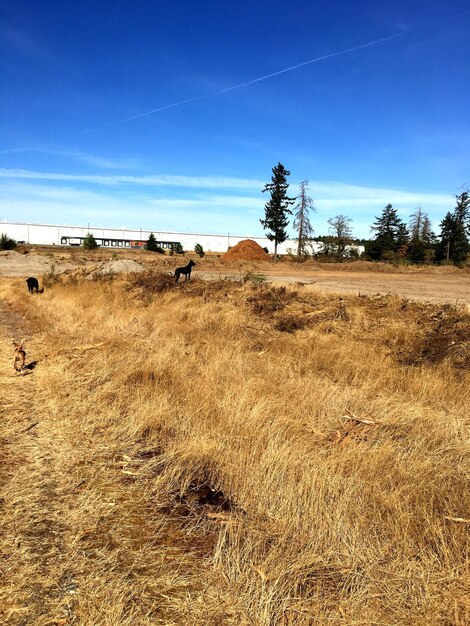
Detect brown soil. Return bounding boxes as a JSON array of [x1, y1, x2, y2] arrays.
[[1, 247, 470, 306], [222, 239, 269, 261]]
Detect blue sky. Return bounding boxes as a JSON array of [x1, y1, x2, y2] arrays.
[[1, 0, 469, 239]]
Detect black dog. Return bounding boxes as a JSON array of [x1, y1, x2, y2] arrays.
[[26, 277, 43, 293], [175, 260, 195, 283]]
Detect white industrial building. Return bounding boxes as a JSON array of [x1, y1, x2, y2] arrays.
[[0, 221, 316, 254], [0, 221, 364, 256]]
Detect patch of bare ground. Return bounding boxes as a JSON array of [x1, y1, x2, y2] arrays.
[[2, 248, 470, 305], [1, 276, 469, 625]]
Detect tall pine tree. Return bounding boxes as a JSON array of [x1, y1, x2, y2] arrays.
[[367, 204, 407, 260], [260, 163, 295, 260], [454, 189, 470, 235], [146, 232, 157, 251], [436, 190, 470, 265]]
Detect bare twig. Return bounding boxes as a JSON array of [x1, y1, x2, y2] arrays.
[[19, 421, 39, 435]]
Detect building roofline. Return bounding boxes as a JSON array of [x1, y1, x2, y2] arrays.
[[1, 220, 291, 240]]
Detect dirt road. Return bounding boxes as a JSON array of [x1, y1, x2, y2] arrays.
[[199, 268, 470, 305], [264, 269, 470, 304]]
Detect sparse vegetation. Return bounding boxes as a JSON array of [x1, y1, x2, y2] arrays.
[[194, 243, 205, 258], [82, 232, 98, 249], [172, 242, 184, 254], [0, 233, 17, 250], [1, 276, 468, 625], [145, 233, 165, 253]]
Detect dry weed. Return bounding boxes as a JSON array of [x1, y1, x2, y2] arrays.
[[1, 278, 468, 625]]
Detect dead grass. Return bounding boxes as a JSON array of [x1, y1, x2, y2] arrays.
[[0, 277, 468, 625]]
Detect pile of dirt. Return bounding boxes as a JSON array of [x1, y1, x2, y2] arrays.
[[86, 259, 144, 279], [222, 239, 269, 262], [0, 250, 74, 277], [100, 259, 144, 274]]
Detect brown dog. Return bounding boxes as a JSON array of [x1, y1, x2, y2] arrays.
[[13, 339, 26, 372]]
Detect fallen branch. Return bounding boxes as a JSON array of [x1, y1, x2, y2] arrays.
[[245, 325, 273, 335], [339, 414, 376, 425], [19, 421, 39, 435]]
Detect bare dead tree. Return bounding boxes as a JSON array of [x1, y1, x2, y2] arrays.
[[293, 180, 316, 258]]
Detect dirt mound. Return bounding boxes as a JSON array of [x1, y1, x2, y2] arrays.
[[86, 259, 144, 279], [100, 259, 144, 274], [222, 239, 269, 262], [0, 250, 73, 277]]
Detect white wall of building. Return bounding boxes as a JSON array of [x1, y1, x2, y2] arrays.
[[0, 221, 297, 253], [0, 221, 364, 255]]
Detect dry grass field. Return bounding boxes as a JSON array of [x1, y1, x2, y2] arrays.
[[1, 272, 469, 625]]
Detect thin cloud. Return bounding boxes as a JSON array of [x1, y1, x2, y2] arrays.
[[0, 168, 454, 210], [0, 168, 265, 190], [0, 147, 140, 170], [0, 172, 455, 238]]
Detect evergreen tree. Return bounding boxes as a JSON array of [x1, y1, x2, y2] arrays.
[[396, 223, 410, 246], [436, 212, 468, 265], [450, 220, 468, 265], [82, 232, 98, 249], [146, 232, 157, 251], [0, 233, 17, 250], [368, 204, 407, 260], [172, 242, 184, 254], [293, 180, 315, 257], [436, 212, 455, 263], [454, 189, 470, 235], [260, 163, 295, 260], [435, 191, 470, 265], [194, 243, 205, 258]]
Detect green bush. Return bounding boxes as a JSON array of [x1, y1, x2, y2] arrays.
[[82, 233, 98, 249], [172, 242, 184, 254], [0, 233, 17, 250], [194, 243, 205, 258]]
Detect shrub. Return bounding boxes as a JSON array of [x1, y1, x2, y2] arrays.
[[42, 262, 61, 287], [243, 271, 266, 285], [82, 233, 98, 249], [146, 233, 164, 253], [128, 271, 175, 294], [172, 242, 184, 254], [0, 233, 17, 250], [145, 233, 158, 251], [194, 244, 205, 258]]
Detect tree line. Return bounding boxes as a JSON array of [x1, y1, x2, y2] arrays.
[[260, 162, 470, 265]]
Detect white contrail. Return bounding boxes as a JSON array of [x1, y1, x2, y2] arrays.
[[118, 33, 403, 124], [117, 10, 469, 125]]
